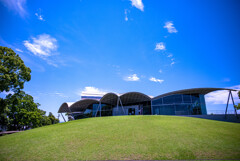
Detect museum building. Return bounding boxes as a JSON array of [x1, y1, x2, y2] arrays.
[[58, 88, 237, 121]]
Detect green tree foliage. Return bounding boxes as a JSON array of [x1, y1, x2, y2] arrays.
[[234, 91, 240, 110], [0, 46, 59, 131], [0, 46, 31, 93], [48, 112, 59, 124], [6, 91, 42, 130]]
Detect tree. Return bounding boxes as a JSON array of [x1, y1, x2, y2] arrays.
[[234, 91, 240, 110], [6, 91, 43, 130], [0, 46, 58, 131], [0, 46, 31, 129], [0, 46, 31, 93], [48, 112, 59, 124]]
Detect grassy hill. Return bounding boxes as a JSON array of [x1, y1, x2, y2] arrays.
[[0, 115, 240, 160]]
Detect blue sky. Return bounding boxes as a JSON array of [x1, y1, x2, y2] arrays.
[[0, 0, 240, 121]]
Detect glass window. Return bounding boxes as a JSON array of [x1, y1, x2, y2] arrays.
[[163, 95, 175, 104], [191, 94, 200, 104], [183, 94, 191, 103], [160, 105, 175, 115], [174, 94, 183, 103], [152, 98, 163, 105], [175, 105, 188, 115]]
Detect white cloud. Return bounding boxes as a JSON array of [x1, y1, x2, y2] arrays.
[[35, 13, 45, 21], [23, 34, 57, 57], [170, 61, 175, 66], [167, 53, 173, 57], [124, 9, 128, 21], [205, 85, 240, 104], [130, 0, 144, 11], [35, 8, 45, 21], [1, 0, 27, 18], [124, 74, 140, 81], [54, 92, 68, 98], [80, 87, 108, 97], [159, 69, 162, 73], [155, 42, 166, 51], [15, 48, 23, 52], [149, 77, 164, 83], [164, 21, 178, 33]]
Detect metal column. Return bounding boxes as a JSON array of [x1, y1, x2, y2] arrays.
[[119, 98, 125, 115], [225, 90, 231, 118], [61, 113, 66, 122], [95, 102, 101, 117], [151, 100, 153, 115], [230, 90, 238, 119]]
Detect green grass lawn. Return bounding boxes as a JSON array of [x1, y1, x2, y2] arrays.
[[0, 115, 240, 160]]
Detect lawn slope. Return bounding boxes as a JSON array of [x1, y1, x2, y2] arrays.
[[0, 116, 240, 160]]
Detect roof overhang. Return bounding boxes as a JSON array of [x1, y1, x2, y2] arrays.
[[153, 88, 237, 100], [70, 99, 99, 112], [120, 92, 151, 105]]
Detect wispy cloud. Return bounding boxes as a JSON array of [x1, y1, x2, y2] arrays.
[[124, 74, 140, 81], [223, 78, 231, 82], [149, 77, 164, 83], [167, 53, 173, 57], [35, 8, 45, 21], [124, 9, 129, 21], [155, 42, 166, 51], [159, 69, 163, 73], [205, 85, 240, 104], [1, 0, 27, 18], [164, 21, 178, 33], [24, 34, 57, 57], [130, 0, 144, 11], [23, 34, 59, 67], [35, 13, 44, 21], [15, 48, 23, 53], [170, 58, 175, 66], [170, 61, 175, 66]]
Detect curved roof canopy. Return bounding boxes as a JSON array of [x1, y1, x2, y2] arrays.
[[70, 99, 99, 112], [120, 92, 151, 105], [153, 88, 236, 100], [58, 102, 73, 113], [100, 93, 119, 106]]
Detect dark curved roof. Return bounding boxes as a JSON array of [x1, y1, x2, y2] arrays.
[[70, 99, 99, 112], [100, 93, 119, 106], [120, 92, 151, 105], [153, 88, 236, 100], [58, 102, 73, 113]]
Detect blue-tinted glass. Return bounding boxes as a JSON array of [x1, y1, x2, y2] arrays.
[[175, 105, 188, 115], [152, 98, 163, 105], [174, 94, 183, 103], [183, 94, 191, 103], [160, 105, 175, 115], [153, 106, 160, 115], [163, 95, 175, 104], [191, 94, 200, 104]]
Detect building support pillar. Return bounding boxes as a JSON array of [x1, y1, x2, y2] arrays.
[[61, 113, 66, 122], [119, 98, 125, 115], [225, 90, 238, 119], [230, 90, 238, 119], [95, 102, 101, 117], [99, 101, 102, 117], [151, 100, 153, 115]]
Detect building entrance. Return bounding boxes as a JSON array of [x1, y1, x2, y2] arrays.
[[128, 108, 135, 115]]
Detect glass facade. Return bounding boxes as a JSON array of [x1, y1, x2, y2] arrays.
[[152, 94, 207, 115], [67, 93, 208, 121]]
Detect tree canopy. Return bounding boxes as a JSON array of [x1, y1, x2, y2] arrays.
[[0, 46, 59, 131], [0, 46, 31, 93]]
